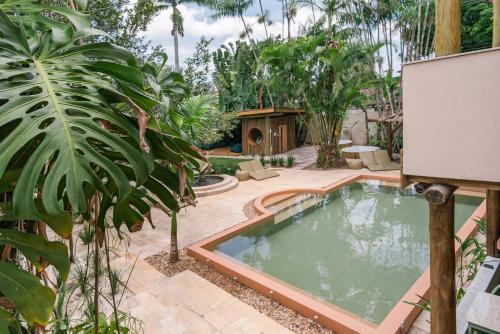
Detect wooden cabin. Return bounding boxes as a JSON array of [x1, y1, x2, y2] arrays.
[[238, 108, 304, 156]]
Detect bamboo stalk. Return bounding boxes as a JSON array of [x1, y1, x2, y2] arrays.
[[494, 0, 500, 47]]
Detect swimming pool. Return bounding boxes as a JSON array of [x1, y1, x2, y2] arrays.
[[189, 174, 486, 334]]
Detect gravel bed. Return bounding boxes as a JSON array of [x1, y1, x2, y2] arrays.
[[146, 250, 333, 334], [242, 198, 258, 218]]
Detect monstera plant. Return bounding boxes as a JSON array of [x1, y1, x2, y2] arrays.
[[0, 1, 201, 331]]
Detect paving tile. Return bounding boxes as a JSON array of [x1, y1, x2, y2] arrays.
[[159, 304, 199, 334], [411, 310, 430, 333], [182, 317, 218, 334]]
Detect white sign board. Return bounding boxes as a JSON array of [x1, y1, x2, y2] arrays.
[[403, 48, 500, 183]]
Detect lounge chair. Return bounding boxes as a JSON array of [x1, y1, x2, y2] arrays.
[[238, 160, 279, 181], [373, 150, 400, 170], [359, 150, 400, 171]]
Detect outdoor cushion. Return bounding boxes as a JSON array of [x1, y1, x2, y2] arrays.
[[249, 170, 279, 180], [238, 161, 254, 173], [373, 150, 400, 170], [249, 159, 265, 171], [240, 160, 278, 180], [366, 163, 389, 171]]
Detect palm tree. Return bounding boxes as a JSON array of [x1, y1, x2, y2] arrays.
[[209, 0, 274, 107], [283, 0, 297, 40], [158, 0, 211, 71], [257, 0, 270, 38]]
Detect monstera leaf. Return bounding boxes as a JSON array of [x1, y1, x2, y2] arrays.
[[0, 8, 156, 230], [0, 4, 203, 330], [0, 229, 70, 280], [0, 261, 55, 327]]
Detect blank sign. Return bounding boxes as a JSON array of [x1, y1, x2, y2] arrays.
[[403, 48, 500, 183]]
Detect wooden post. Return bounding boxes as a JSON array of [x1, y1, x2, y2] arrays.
[[426, 4, 461, 332], [435, 0, 461, 56], [488, 1, 500, 258], [494, 0, 500, 48], [386, 122, 393, 160], [424, 184, 456, 334], [265, 116, 271, 156], [487, 190, 500, 257]]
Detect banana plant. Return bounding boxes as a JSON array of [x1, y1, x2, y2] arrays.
[[0, 3, 201, 330]]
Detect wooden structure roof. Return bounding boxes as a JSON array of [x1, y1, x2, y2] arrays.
[[237, 107, 304, 118]]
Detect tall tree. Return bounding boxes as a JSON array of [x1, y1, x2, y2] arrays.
[[183, 36, 215, 95], [262, 34, 376, 168], [210, 0, 274, 107], [158, 0, 211, 71], [87, 0, 163, 59]]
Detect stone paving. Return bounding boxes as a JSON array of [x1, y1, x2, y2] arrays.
[[113, 253, 292, 334], [111, 167, 405, 334]]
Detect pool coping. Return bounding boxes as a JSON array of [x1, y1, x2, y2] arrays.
[[187, 173, 487, 334]]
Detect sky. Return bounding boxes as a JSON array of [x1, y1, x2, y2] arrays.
[[141, 2, 316, 67]]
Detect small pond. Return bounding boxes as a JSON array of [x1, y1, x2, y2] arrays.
[[194, 175, 224, 187]]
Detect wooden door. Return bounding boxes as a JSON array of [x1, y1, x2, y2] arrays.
[[278, 125, 288, 153]]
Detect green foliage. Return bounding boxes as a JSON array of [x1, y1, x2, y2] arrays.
[[0, 308, 21, 334], [405, 218, 489, 312], [262, 33, 376, 168], [270, 156, 278, 167], [286, 154, 295, 167], [212, 37, 278, 112], [277, 156, 285, 167], [461, 1, 493, 52], [183, 36, 214, 95], [179, 94, 238, 146], [208, 157, 250, 175], [0, 229, 70, 280], [259, 156, 266, 167], [457, 218, 487, 287], [71, 312, 134, 334], [0, 261, 55, 326], [87, 0, 163, 60], [0, 8, 154, 226], [0, 2, 202, 331]]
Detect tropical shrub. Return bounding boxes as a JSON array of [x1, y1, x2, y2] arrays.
[[262, 34, 376, 169], [286, 155, 295, 168], [0, 2, 201, 331]]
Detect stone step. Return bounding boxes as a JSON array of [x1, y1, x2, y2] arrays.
[[194, 175, 234, 191], [195, 177, 239, 197]]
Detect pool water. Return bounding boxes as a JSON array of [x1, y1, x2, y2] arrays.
[[215, 181, 483, 324]]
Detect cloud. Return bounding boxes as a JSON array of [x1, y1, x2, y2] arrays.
[[142, 3, 315, 66]]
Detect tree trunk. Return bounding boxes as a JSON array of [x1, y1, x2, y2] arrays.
[[287, 16, 291, 41], [239, 13, 274, 108], [486, 190, 500, 257], [426, 187, 456, 334], [258, 0, 268, 38], [172, 4, 180, 72], [169, 212, 179, 263], [310, 0, 316, 27]]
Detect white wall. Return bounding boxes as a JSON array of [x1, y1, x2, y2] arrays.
[[403, 48, 500, 183]]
